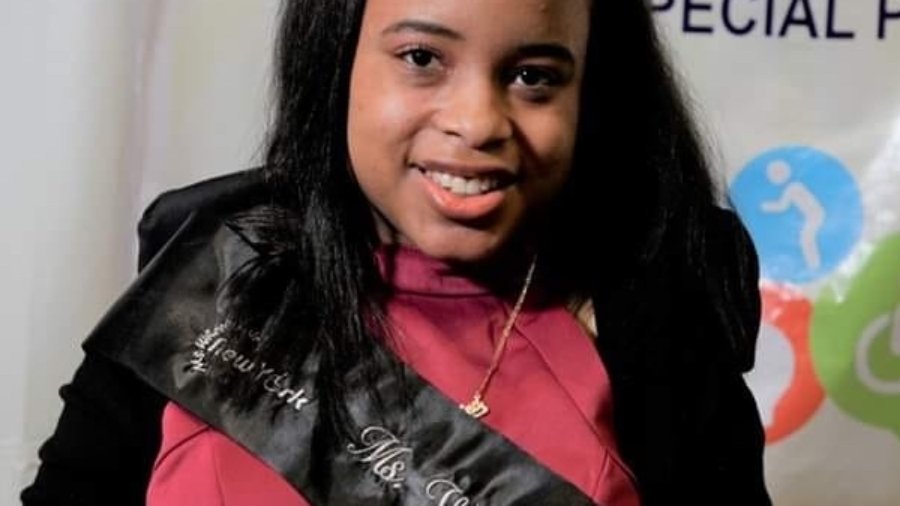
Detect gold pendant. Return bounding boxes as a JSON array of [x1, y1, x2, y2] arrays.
[[460, 394, 489, 419]]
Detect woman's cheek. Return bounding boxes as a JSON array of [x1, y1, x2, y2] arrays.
[[523, 112, 577, 179], [364, 86, 433, 147]]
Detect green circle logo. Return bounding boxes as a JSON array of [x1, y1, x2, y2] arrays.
[[812, 233, 900, 437]]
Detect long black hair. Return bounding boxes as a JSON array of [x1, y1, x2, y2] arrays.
[[222, 0, 757, 445]]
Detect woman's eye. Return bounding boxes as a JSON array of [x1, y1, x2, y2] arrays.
[[400, 48, 439, 69], [512, 66, 560, 88]]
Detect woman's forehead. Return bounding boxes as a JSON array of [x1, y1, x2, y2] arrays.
[[361, 0, 590, 46]]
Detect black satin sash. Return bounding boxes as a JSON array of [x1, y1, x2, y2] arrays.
[[84, 211, 598, 505]]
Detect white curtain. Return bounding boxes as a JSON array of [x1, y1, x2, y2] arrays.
[[0, 1, 277, 502]]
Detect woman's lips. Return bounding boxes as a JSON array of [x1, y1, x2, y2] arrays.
[[414, 164, 512, 221]]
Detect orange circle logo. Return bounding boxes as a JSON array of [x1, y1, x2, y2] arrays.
[[745, 283, 825, 444]]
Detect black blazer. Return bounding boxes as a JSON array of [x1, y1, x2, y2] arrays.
[[22, 168, 770, 505]]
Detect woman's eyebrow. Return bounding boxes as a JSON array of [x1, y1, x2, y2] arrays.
[[381, 19, 463, 40], [513, 44, 575, 65]]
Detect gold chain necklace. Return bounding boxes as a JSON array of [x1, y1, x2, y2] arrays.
[[460, 256, 537, 419]]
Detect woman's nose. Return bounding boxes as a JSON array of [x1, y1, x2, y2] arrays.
[[433, 77, 513, 151]]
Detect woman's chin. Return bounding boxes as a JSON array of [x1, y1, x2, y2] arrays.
[[416, 243, 496, 265], [374, 212, 521, 265], [404, 231, 508, 265]]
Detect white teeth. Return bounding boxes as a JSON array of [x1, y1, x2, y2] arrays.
[[423, 169, 501, 196]]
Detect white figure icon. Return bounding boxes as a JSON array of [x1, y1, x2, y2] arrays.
[[761, 160, 825, 270], [745, 322, 794, 428], [855, 292, 900, 395]]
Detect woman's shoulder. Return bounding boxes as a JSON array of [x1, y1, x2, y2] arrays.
[[703, 204, 761, 372], [82, 169, 275, 365], [706, 205, 757, 265], [137, 168, 269, 270]]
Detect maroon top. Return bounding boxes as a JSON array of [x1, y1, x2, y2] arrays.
[[148, 246, 639, 505]]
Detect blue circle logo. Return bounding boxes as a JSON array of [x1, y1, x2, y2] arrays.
[[729, 146, 863, 284]]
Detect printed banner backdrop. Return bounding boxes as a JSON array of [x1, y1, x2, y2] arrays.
[[652, 1, 900, 504]]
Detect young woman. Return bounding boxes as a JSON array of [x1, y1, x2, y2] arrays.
[[23, 0, 770, 504]]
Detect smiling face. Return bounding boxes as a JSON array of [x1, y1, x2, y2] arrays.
[[347, 0, 590, 262]]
